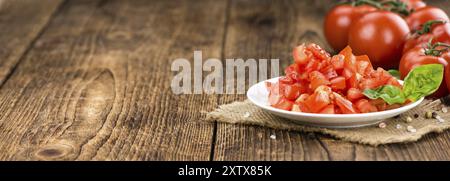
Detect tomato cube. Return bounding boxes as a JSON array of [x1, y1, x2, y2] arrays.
[[304, 90, 331, 113], [355, 99, 378, 113], [331, 54, 345, 70], [293, 44, 308, 65], [347, 88, 364, 101], [333, 92, 358, 114], [330, 76, 346, 90], [319, 104, 335, 114], [309, 71, 330, 91]]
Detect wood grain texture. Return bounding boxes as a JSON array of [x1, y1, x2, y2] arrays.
[[0, 0, 63, 86], [1, 0, 450, 161], [0, 0, 227, 160], [213, 0, 450, 161]]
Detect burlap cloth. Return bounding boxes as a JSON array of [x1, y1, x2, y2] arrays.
[[205, 99, 450, 146]]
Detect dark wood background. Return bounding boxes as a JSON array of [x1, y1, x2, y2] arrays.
[[0, 0, 449, 161]]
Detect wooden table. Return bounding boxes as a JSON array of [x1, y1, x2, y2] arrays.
[[1, 0, 450, 161]]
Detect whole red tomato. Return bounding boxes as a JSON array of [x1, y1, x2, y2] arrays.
[[324, 4, 377, 52], [444, 52, 450, 93], [348, 11, 410, 70], [400, 0, 426, 11], [399, 46, 449, 98], [403, 21, 450, 53], [406, 6, 449, 31]]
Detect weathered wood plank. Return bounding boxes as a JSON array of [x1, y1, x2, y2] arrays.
[[0, 0, 227, 160], [214, 0, 450, 161], [0, 0, 63, 85]]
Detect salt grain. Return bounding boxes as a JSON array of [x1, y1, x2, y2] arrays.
[[378, 122, 386, 128], [436, 115, 445, 123], [270, 135, 276, 140], [243, 112, 251, 118], [407, 125, 417, 133], [405, 116, 412, 123], [396, 124, 402, 129]]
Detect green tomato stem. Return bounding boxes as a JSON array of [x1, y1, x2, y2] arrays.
[[415, 20, 447, 35]]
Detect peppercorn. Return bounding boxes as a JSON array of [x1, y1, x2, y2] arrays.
[[425, 111, 433, 119], [432, 112, 438, 118]]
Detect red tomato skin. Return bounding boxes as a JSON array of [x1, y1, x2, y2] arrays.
[[331, 54, 345, 70], [404, 23, 450, 53], [406, 6, 449, 31], [355, 99, 378, 113], [293, 44, 308, 65], [399, 47, 449, 98], [348, 11, 410, 70], [319, 104, 335, 114], [324, 5, 377, 52], [333, 92, 358, 114], [445, 61, 450, 93], [347, 88, 364, 101], [401, 0, 426, 10], [306, 43, 330, 60], [305, 91, 331, 113], [330, 76, 346, 90], [370, 99, 387, 111], [292, 102, 310, 113], [272, 98, 294, 111], [284, 84, 301, 101], [309, 71, 330, 91]]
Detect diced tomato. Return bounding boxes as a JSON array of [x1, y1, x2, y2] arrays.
[[342, 68, 354, 79], [331, 54, 345, 70], [386, 103, 402, 110], [284, 83, 303, 100], [333, 92, 358, 114], [369, 98, 387, 111], [330, 76, 346, 90], [271, 97, 294, 111], [339, 46, 357, 72], [348, 74, 361, 89], [339, 46, 353, 59], [285, 64, 301, 81], [347, 88, 364, 101], [269, 43, 404, 114], [306, 43, 330, 60], [304, 90, 331, 113], [355, 99, 378, 113], [279, 76, 294, 84], [305, 58, 321, 73], [386, 77, 401, 87], [370, 68, 392, 84], [309, 71, 330, 90], [319, 104, 335, 114], [320, 65, 338, 80], [356, 60, 370, 76], [359, 78, 382, 90], [355, 55, 373, 75], [295, 93, 310, 104], [315, 85, 333, 95], [293, 44, 308, 65], [292, 102, 310, 113]]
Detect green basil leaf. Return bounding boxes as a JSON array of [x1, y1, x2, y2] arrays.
[[388, 69, 401, 80], [403, 64, 444, 101], [363, 85, 406, 105]]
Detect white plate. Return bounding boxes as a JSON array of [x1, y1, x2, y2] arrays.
[[247, 77, 424, 128]]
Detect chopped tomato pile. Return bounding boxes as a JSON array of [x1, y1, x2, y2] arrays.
[[267, 43, 403, 114]]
